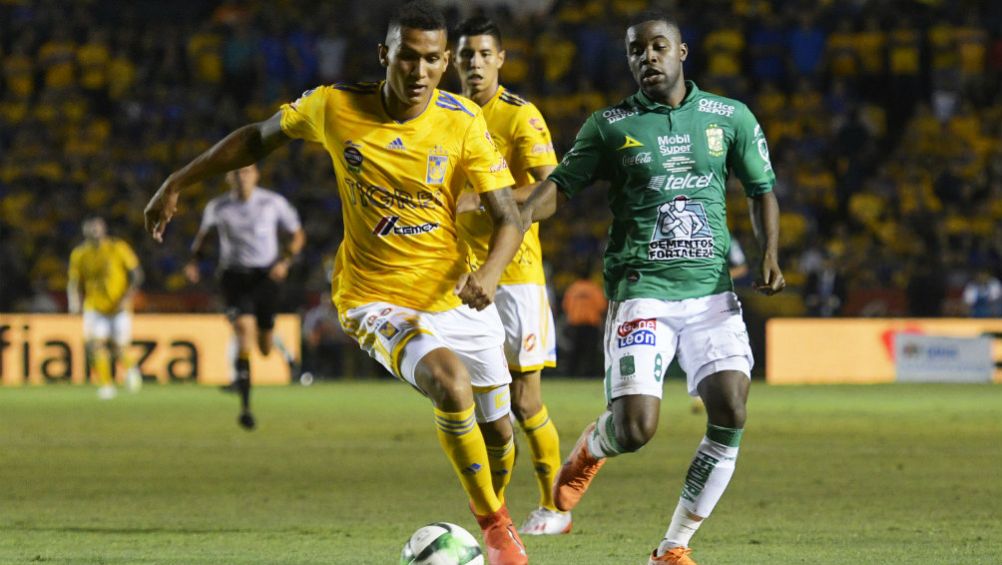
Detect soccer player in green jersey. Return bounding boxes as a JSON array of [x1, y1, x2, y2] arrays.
[[521, 10, 785, 565]]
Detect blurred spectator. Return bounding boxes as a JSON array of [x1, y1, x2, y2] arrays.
[[560, 271, 606, 377], [962, 270, 1002, 318], [802, 254, 845, 317]]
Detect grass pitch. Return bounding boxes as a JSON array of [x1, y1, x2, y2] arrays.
[[1, 380, 1000, 565]]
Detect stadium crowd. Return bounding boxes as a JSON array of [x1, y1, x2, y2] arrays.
[[2, 0, 1001, 329]]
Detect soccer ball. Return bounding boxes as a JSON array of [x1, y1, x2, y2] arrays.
[[400, 522, 484, 565]]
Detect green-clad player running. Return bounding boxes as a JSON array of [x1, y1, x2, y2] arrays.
[[521, 10, 785, 565]]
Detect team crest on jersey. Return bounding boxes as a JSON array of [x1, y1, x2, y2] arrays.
[[705, 126, 724, 157], [344, 141, 364, 172], [649, 195, 715, 261], [426, 154, 448, 185]]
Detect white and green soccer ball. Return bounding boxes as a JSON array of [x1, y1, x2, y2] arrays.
[[400, 522, 484, 565]]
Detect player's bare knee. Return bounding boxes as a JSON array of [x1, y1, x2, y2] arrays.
[[416, 355, 472, 410], [618, 416, 657, 452], [511, 394, 541, 422], [701, 371, 749, 428], [480, 417, 513, 445]]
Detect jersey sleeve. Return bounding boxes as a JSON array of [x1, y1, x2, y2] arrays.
[[512, 104, 558, 174], [728, 104, 775, 197], [115, 240, 140, 270], [461, 111, 516, 194], [68, 248, 81, 281], [199, 200, 218, 231], [546, 114, 606, 199], [277, 196, 302, 233], [279, 86, 328, 144]]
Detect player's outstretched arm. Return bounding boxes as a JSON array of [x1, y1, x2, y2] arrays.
[[748, 191, 785, 295], [520, 179, 566, 227], [454, 186, 522, 311], [144, 112, 291, 242]]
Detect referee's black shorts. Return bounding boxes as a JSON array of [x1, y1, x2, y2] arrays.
[[219, 267, 280, 330]]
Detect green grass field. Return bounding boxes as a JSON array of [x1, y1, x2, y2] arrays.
[[1, 380, 1000, 565]]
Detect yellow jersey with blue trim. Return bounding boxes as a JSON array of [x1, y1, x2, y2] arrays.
[[456, 85, 557, 286], [279, 82, 515, 312], [68, 237, 140, 314]]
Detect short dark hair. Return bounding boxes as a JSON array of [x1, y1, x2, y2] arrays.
[[454, 16, 502, 48], [628, 9, 681, 36], [388, 0, 447, 36]]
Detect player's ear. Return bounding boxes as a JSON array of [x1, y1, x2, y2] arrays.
[[443, 48, 451, 67], [497, 48, 506, 69], [679, 42, 688, 62], [378, 43, 389, 67]]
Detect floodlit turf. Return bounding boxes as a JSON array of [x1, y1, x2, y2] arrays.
[[1, 380, 1000, 565]]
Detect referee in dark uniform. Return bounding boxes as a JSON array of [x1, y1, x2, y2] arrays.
[[185, 164, 305, 429]]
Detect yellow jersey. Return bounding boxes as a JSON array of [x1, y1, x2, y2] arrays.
[[456, 86, 557, 286], [279, 82, 515, 312], [68, 238, 140, 314]]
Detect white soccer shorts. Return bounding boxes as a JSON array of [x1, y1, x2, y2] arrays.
[[82, 309, 132, 347], [603, 291, 753, 400], [340, 301, 511, 422], [494, 283, 557, 373]]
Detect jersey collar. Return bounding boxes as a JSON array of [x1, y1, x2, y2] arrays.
[[632, 80, 699, 112]]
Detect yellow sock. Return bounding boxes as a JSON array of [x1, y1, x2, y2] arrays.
[[434, 406, 501, 515], [520, 405, 561, 511], [485, 436, 515, 504], [118, 351, 136, 372], [93, 349, 113, 387]]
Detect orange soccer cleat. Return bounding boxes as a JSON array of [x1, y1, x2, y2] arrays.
[[552, 422, 606, 512], [473, 504, 528, 565], [648, 546, 698, 565]]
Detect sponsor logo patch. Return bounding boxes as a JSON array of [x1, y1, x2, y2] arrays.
[[343, 141, 363, 171], [617, 318, 656, 337], [617, 330, 656, 348], [618, 135, 644, 150], [658, 134, 692, 156], [528, 117, 546, 131], [603, 107, 639, 124], [386, 137, 405, 151], [698, 99, 735, 117], [524, 333, 537, 352], [372, 216, 440, 236], [622, 151, 653, 167], [649, 196, 715, 260]]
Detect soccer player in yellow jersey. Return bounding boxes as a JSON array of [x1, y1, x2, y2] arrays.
[[67, 217, 144, 399], [143, 3, 528, 563], [453, 16, 569, 536]]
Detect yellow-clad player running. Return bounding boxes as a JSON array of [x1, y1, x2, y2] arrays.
[[143, 3, 528, 564], [68, 217, 144, 399], [453, 16, 568, 536]]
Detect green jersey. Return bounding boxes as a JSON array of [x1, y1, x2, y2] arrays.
[[549, 81, 774, 301]]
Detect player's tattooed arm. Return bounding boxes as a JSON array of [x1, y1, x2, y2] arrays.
[[749, 190, 785, 295], [145, 112, 291, 242], [520, 179, 568, 227], [454, 186, 522, 310]]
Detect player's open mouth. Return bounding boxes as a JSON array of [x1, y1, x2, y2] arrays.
[[467, 74, 484, 83], [641, 68, 664, 84], [406, 84, 426, 96]]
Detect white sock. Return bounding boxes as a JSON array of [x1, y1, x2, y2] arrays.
[[658, 503, 703, 554], [586, 411, 625, 459], [272, 335, 294, 364], [679, 436, 739, 517]]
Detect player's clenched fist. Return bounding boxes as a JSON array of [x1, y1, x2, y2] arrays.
[[144, 182, 180, 243], [454, 271, 495, 311]]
